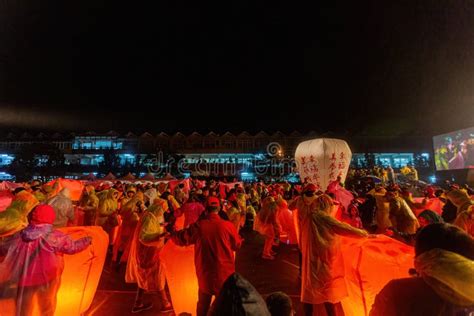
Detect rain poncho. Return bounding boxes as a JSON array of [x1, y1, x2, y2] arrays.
[[79, 185, 99, 226], [447, 190, 474, 236], [454, 205, 474, 237], [96, 189, 119, 226], [415, 249, 474, 307], [326, 180, 354, 211], [47, 188, 74, 228], [0, 191, 39, 237], [369, 188, 391, 233], [276, 198, 298, 244], [446, 189, 473, 215], [115, 192, 144, 261], [226, 206, 243, 232], [370, 249, 474, 316], [208, 273, 271, 316], [292, 195, 368, 304], [143, 188, 158, 206], [255, 197, 280, 239], [174, 201, 205, 228], [125, 198, 167, 291], [388, 196, 420, 234], [0, 223, 91, 316]]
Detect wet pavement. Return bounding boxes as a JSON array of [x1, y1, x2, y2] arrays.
[[84, 228, 303, 315]]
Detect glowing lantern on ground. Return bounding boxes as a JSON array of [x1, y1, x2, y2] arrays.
[[292, 209, 414, 316], [161, 240, 198, 315], [0, 226, 107, 316], [340, 235, 414, 316], [295, 138, 352, 191], [0, 190, 13, 212], [56, 226, 108, 315]]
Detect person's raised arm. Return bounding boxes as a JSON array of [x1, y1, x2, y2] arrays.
[[53, 232, 91, 255], [171, 221, 200, 246], [320, 213, 368, 238]]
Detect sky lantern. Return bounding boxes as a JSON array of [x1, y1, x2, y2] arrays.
[[295, 138, 352, 191], [55, 226, 108, 315], [161, 240, 198, 315], [0, 226, 107, 315], [46, 178, 85, 201], [292, 209, 414, 316]]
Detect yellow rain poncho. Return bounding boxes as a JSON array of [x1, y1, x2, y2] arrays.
[[447, 189, 474, 214], [0, 191, 39, 237], [388, 195, 420, 234], [293, 194, 368, 304], [415, 248, 474, 307], [454, 205, 474, 237], [96, 189, 119, 226], [226, 206, 242, 232], [368, 188, 391, 233], [125, 198, 167, 291], [79, 185, 99, 226]]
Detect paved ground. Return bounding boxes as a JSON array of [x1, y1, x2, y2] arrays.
[[85, 228, 303, 315]]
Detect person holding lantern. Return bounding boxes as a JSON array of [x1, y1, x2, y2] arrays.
[[171, 196, 242, 316], [290, 184, 369, 316], [0, 204, 92, 316], [125, 197, 173, 313]]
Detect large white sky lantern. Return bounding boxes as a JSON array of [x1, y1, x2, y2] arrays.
[[295, 138, 352, 191]]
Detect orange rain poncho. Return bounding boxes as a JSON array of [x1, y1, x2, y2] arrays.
[[125, 198, 167, 291], [114, 192, 144, 261], [255, 197, 280, 239], [291, 194, 368, 304]]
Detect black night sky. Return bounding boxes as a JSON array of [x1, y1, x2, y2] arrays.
[[0, 1, 473, 135]]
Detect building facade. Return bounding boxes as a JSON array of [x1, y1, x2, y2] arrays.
[[0, 131, 433, 180]]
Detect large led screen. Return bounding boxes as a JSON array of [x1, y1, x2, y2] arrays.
[[433, 127, 474, 170]]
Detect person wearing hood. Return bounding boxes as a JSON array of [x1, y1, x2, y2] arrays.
[[173, 183, 187, 204], [367, 186, 392, 233], [446, 189, 474, 237], [121, 185, 137, 207], [97, 188, 120, 252], [143, 187, 158, 207], [79, 185, 99, 226], [114, 191, 146, 269], [174, 193, 205, 228], [0, 204, 91, 316], [418, 209, 444, 228], [0, 190, 39, 238], [125, 197, 172, 313], [454, 204, 474, 237], [370, 223, 474, 315], [289, 184, 369, 316], [255, 196, 281, 260], [385, 190, 420, 235], [208, 273, 271, 316], [172, 196, 242, 316], [47, 188, 74, 228]]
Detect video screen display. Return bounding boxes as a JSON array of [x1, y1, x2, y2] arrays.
[[433, 127, 474, 170]]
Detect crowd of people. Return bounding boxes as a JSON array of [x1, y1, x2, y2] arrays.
[[0, 170, 473, 315]]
